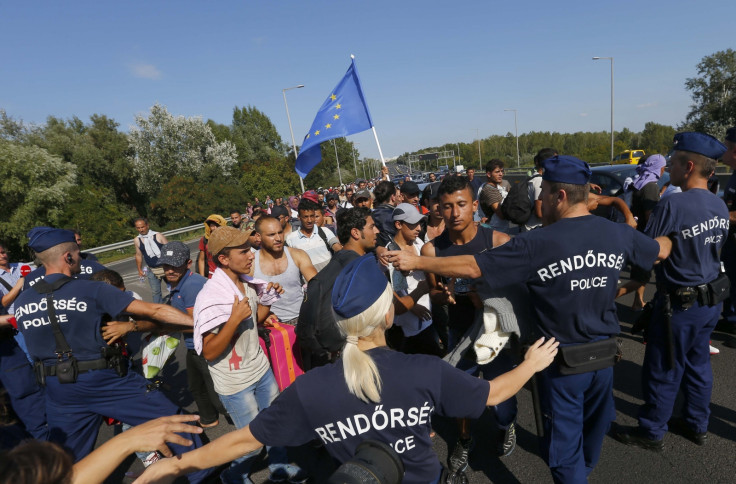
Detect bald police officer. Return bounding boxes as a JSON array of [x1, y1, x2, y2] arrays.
[[13, 227, 211, 482], [615, 133, 730, 450], [387, 156, 671, 484]]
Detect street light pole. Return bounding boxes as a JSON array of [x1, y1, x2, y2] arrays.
[[476, 128, 482, 170], [352, 142, 359, 180], [504, 109, 520, 167], [593, 56, 614, 162], [282, 84, 305, 191]]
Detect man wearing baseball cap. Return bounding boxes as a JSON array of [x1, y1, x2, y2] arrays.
[[400, 180, 421, 209], [193, 227, 306, 483], [387, 204, 441, 356], [352, 188, 372, 209]]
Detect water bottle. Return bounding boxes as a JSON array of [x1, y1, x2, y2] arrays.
[[140, 266, 148, 282]]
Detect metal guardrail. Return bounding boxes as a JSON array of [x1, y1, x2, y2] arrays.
[[87, 223, 205, 255]]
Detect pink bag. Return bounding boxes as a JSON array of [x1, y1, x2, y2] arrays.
[[258, 322, 304, 391]]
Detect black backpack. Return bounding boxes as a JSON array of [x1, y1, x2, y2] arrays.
[[500, 174, 541, 225]]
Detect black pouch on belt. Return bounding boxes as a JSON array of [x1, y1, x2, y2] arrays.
[[557, 338, 618, 376], [55, 357, 79, 384], [707, 273, 730, 306]]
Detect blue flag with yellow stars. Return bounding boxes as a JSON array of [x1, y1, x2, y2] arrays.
[[295, 59, 374, 178]]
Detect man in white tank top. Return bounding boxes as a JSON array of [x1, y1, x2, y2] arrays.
[[253, 216, 317, 325]]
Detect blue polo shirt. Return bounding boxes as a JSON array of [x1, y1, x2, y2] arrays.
[[645, 188, 729, 288], [167, 270, 207, 350], [475, 215, 660, 344], [23, 260, 106, 290], [14, 274, 134, 365]]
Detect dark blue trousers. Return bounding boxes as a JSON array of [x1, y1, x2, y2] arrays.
[[456, 347, 518, 429], [538, 365, 615, 484], [720, 242, 736, 325], [0, 337, 48, 440], [45, 368, 212, 483], [639, 299, 719, 439]]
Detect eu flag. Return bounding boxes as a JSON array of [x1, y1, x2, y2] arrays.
[[295, 59, 374, 178]]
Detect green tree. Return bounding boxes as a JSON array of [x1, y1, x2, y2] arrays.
[[0, 140, 76, 257], [639, 122, 676, 155], [129, 103, 238, 198], [683, 49, 736, 137], [230, 105, 286, 165], [304, 137, 356, 188]]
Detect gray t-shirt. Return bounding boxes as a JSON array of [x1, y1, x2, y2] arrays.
[[202, 283, 270, 395]]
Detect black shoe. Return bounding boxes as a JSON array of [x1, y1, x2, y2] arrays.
[[724, 336, 736, 348], [715, 318, 736, 334], [448, 437, 473, 473], [613, 425, 664, 452], [669, 417, 708, 446], [446, 470, 469, 484], [496, 422, 517, 457]]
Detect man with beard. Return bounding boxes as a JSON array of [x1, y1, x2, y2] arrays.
[[253, 216, 316, 326]]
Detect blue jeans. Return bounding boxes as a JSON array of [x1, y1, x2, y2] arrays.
[[217, 370, 296, 484], [146, 266, 163, 304]]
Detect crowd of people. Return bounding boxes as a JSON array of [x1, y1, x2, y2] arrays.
[[1, 128, 735, 484]]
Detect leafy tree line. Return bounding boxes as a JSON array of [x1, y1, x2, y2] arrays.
[[397, 122, 677, 169], [1, 49, 733, 258]]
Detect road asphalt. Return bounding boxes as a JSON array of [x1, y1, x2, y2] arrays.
[[96, 247, 736, 483]]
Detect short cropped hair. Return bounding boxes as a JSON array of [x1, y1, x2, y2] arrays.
[[297, 199, 319, 214], [534, 148, 557, 167], [336, 207, 372, 245], [547, 181, 589, 206], [437, 175, 473, 200], [90, 269, 125, 290], [254, 215, 279, 234], [484, 158, 504, 173], [674, 150, 717, 178]]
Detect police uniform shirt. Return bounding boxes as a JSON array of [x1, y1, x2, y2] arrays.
[[23, 260, 106, 290], [475, 215, 660, 344], [722, 172, 736, 250], [14, 274, 134, 365], [167, 270, 207, 350], [645, 188, 729, 287], [249, 347, 489, 484]]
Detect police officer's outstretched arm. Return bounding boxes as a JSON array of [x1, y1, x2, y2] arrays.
[[125, 299, 194, 328], [486, 336, 559, 406], [387, 250, 482, 280], [73, 414, 203, 484], [134, 425, 263, 484]]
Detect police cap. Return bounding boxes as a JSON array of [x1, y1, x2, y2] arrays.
[[542, 155, 592, 185], [27, 227, 76, 253], [332, 254, 388, 319], [673, 132, 727, 159]]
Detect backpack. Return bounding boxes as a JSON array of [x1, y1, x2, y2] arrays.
[[500, 174, 541, 225]]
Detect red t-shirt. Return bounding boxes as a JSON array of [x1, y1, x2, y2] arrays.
[[199, 237, 216, 278]]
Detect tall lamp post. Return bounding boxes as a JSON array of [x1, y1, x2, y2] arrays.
[[282, 84, 305, 191], [475, 128, 482, 170], [504, 109, 520, 167], [592, 56, 614, 162]]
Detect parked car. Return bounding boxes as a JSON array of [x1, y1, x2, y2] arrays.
[[612, 149, 646, 164]]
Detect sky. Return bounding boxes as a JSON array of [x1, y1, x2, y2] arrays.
[[1, 1, 732, 161]]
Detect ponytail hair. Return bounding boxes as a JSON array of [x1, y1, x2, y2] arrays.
[[335, 283, 393, 403]]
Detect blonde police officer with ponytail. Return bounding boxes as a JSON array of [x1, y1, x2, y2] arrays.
[[136, 255, 559, 484]]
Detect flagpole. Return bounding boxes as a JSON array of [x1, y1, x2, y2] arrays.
[[332, 139, 343, 185], [371, 127, 386, 167]]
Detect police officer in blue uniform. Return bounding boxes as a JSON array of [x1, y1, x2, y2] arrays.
[[717, 127, 736, 347], [387, 156, 671, 484], [13, 227, 211, 483], [615, 132, 730, 450]]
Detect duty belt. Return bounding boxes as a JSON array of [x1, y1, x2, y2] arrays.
[[43, 358, 109, 376]]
